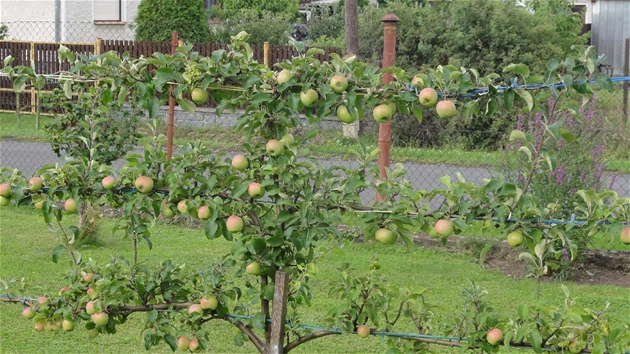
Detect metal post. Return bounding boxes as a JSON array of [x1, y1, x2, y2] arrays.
[[268, 271, 289, 354], [376, 14, 400, 202], [623, 38, 629, 125], [167, 31, 178, 160]]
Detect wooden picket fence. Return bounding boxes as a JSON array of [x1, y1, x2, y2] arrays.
[[0, 39, 342, 113]]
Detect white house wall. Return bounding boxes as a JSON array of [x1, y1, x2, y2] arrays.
[[1, 0, 140, 43], [591, 0, 630, 76]]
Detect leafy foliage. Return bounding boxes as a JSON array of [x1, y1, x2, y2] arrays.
[[214, 0, 300, 19], [0, 33, 628, 354], [134, 0, 211, 43], [0, 24, 8, 40], [213, 9, 295, 45]]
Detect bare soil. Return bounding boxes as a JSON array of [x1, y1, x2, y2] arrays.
[[412, 234, 630, 288]]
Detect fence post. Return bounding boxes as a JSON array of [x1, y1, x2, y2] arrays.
[[167, 31, 178, 160], [376, 14, 400, 202], [264, 42, 270, 68], [623, 38, 629, 125], [30, 42, 36, 115], [94, 37, 102, 56], [268, 271, 289, 354]]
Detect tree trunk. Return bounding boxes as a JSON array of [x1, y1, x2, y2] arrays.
[[345, 0, 359, 56], [344, 0, 362, 137]]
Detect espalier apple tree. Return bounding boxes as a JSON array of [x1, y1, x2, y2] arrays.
[[1, 33, 628, 353]]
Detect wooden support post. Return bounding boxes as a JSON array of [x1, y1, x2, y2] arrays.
[[268, 271, 289, 354], [167, 31, 178, 159], [264, 42, 270, 68], [30, 42, 35, 114], [376, 14, 400, 203]]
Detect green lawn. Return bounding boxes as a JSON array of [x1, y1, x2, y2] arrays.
[[1, 206, 628, 353]]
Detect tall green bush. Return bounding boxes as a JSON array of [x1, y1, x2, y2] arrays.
[[134, 0, 211, 43], [217, 0, 299, 19], [213, 10, 294, 45]]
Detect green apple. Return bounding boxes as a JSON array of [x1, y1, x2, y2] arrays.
[[86, 300, 99, 315], [226, 215, 244, 232], [300, 89, 318, 107], [189, 339, 200, 351], [91, 312, 109, 326], [486, 328, 503, 345], [101, 176, 115, 190], [434, 219, 453, 237], [231, 155, 248, 171], [64, 198, 78, 213], [277, 69, 292, 85], [29, 176, 43, 191], [246, 261, 262, 275], [34, 322, 45, 332], [337, 105, 357, 124], [38, 296, 49, 306], [191, 88, 208, 104], [188, 303, 203, 315], [163, 204, 175, 218], [280, 133, 295, 146], [266, 139, 285, 157], [177, 335, 191, 351], [22, 307, 36, 319], [62, 319, 75, 331], [373, 104, 393, 124], [83, 272, 94, 283], [197, 205, 211, 220], [357, 325, 370, 338], [375, 228, 398, 245], [247, 182, 265, 199], [418, 87, 438, 107], [177, 200, 188, 214], [620, 227, 630, 244], [506, 231, 524, 247], [436, 100, 457, 118], [330, 74, 348, 93], [0, 183, 10, 197], [200, 295, 218, 310], [134, 176, 154, 193], [0, 195, 10, 206], [87, 328, 99, 338]]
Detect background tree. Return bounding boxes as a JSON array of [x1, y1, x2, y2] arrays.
[[0, 24, 8, 40], [213, 0, 300, 19], [134, 0, 211, 43]]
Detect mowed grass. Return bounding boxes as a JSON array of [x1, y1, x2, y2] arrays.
[[1, 206, 628, 353]]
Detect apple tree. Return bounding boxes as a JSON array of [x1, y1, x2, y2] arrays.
[[1, 33, 628, 353]]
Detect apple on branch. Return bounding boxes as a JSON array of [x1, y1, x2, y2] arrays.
[[134, 176, 154, 193], [418, 87, 438, 107], [330, 74, 348, 93], [300, 89, 318, 107], [373, 104, 394, 124], [436, 100, 457, 119], [29, 176, 43, 191]]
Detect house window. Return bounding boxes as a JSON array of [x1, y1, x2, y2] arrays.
[[205, 0, 216, 9], [94, 0, 122, 22]]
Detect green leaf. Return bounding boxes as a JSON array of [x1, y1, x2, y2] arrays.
[[515, 90, 533, 111], [63, 80, 73, 99], [52, 244, 65, 263], [178, 98, 196, 113], [503, 63, 530, 78], [509, 130, 526, 142], [411, 106, 423, 124], [13, 75, 28, 92], [164, 334, 177, 351], [503, 88, 514, 110]]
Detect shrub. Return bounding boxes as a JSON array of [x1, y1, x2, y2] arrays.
[[214, 9, 294, 45], [218, 0, 299, 19], [134, 0, 211, 43], [0, 24, 8, 40]]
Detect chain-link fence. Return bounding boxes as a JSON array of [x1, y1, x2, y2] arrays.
[[1, 24, 629, 252]]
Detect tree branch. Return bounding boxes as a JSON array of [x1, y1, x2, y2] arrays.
[[284, 330, 339, 353]]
